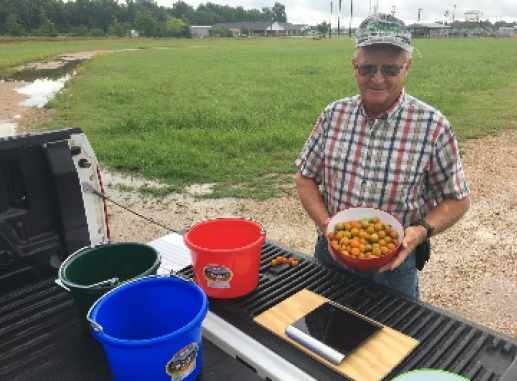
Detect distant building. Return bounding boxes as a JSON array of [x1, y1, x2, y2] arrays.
[[464, 10, 482, 22], [303, 29, 321, 37], [279, 23, 309, 35], [190, 26, 212, 38], [407, 23, 450, 38], [212, 22, 308, 37], [330, 27, 355, 36], [498, 26, 517, 37]]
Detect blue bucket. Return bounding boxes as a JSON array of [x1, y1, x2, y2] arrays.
[[87, 276, 208, 381]]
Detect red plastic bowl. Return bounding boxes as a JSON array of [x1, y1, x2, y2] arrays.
[[326, 207, 405, 271]]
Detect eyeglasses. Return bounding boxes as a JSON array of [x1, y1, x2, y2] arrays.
[[355, 64, 405, 77]]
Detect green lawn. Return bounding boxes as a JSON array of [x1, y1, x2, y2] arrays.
[[0, 37, 223, 70], [2, 37, 517, 198]]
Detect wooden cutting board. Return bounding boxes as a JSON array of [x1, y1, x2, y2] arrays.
[[254, 289, 419, 381]]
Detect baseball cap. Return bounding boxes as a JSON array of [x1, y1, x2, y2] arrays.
[[355, 13, 413, 53]]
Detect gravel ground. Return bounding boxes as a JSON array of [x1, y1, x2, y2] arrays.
[[2, 53, 515, 339], [105, 130, 517, 339]]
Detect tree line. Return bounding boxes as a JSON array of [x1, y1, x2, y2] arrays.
[[0, 0, 288, 38]]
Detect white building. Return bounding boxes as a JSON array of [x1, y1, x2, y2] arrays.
[[498, 26, 517, 37], [464, 10, 482, 22], [190, 26, 212, 38], [212, 22, 306, 37], [407, 23, 450, 38]]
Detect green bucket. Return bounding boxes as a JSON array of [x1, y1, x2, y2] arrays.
[[59, 242, 161, 331]]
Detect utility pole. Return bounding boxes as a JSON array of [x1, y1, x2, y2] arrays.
[[349, 0, 353, 37], [391, 5, 396, 17], [418, 8, 423, 22], [452, 4, 456, 22], [329, 1, 332, 39], [337, 6, 340, 37]]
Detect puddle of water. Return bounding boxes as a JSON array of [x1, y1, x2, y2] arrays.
[[16, 75, 71, 108], [3, 58, 84, 82], [1, 58, 85, 108]]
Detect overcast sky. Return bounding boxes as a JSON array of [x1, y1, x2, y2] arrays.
[[155, 0, 517, 26]]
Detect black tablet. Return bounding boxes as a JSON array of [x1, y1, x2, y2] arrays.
[[285, 302, 382, 364]]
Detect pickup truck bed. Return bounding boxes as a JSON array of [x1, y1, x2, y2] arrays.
[[0, 278, 262, 381], [181, 241, 517, 381], [1, 239, 516, 381]]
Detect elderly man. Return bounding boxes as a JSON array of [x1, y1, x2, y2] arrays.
[[295, 14, 470, 298]]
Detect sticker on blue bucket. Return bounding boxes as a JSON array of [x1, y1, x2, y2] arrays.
[[87, 276, 208, 381], [166, 342, 198, 380]]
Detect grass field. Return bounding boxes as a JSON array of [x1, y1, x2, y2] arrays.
[[0, 37, 218, 70], [2, 37, 517, 198]]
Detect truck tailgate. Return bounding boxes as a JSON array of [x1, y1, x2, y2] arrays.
[[1, 239, 516, 381], [178, 240, 517, 381]]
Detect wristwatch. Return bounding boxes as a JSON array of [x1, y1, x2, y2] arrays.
[[410, 219, 434, 239]]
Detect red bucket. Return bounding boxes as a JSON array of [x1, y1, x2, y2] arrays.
[[183, 218, 266, 299]]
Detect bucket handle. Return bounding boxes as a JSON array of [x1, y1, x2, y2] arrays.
[[86, 274, 193, 335], [186, 217, 267, 236], [73, 241, 111, 257], [60, 242, 108, 269], [84, 277, 119, 289], [89, 318, 104, 334], [169, 272, 194, 283], [59, 243, 119, 291]]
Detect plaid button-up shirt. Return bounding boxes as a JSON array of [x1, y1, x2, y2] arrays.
[[296, 90, 470, 228]]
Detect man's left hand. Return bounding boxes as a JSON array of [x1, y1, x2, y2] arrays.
[[378, 226, 425, 273]]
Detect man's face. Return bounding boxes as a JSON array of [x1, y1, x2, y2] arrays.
[[352, 45, 412, 115]]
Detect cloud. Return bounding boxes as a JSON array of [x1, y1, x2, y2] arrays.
[[156, 0, 517, 26]]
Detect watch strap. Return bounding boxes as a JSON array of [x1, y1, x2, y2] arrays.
[[410, 219, 434, 239]]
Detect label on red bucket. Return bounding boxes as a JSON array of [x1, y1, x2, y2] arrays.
[[165, 342, 198, 381], [203, 264, 233, 288]]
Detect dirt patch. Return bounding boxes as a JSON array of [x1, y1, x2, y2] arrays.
[[13, 50, 114, 72], [16, 107, 53, 133], [0, 82, 31, 119], [2, 52, 516, 339], [0, 80, 55, 136]]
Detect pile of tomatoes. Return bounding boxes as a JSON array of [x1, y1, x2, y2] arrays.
[[327, 216, 400, 260], [271, 256, 298, 267]]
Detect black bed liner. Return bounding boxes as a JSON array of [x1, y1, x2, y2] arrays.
[[181, 241, 517, 381], [0, 128, 91, 293], [0, 279, 262, 381], [1, 240, 516, 381]]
